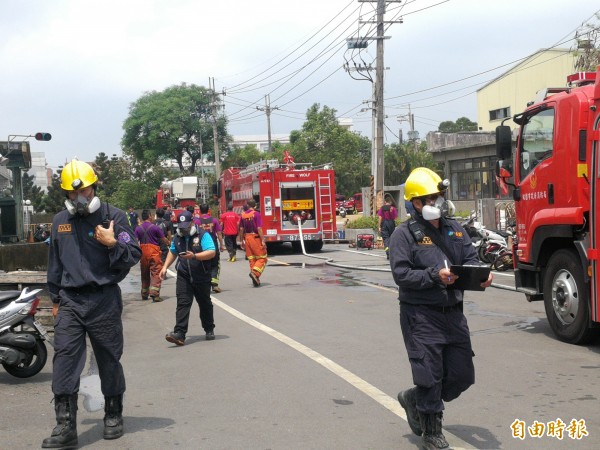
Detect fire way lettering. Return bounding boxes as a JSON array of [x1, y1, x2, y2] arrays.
[[511, 418, 589, 440]]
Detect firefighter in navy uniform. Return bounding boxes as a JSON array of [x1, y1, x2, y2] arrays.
[[160, 210, 216, 346], [389, 168, 493, 450], [43, 160, 141, 449]]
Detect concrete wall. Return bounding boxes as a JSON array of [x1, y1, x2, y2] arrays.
[[0, 242, 49, 271]]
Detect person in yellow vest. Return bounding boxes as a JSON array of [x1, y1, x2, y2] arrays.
[[238, 199, 267, 287]]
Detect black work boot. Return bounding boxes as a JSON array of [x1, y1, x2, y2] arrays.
[[103, 395, 124, 440], [397, 388, 422, 436], [42, 394, 78, 448], [419, 411, 449, 450]]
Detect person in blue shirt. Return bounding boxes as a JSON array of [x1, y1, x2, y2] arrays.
[[159, 210, 216, 345]]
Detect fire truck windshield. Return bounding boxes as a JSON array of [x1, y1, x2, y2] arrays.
[[520, 108, 554, 181]]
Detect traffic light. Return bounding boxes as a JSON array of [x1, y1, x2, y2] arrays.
[[34, 132, 52, 141]]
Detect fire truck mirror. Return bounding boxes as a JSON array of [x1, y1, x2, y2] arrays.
[[495, 160, 512, 178], [495, 125, 512, 160]]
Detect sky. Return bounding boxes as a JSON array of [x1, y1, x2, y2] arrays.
[[1, 0, 599, 169]]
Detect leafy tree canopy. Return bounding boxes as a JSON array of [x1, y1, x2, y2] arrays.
[[121, 83, 228, 174], [93, 153, 172, 210], [22, 172, 45, 212], [40, 170, 65, 214], [222, 144, 264, 170], [438, 117, 478, 133], [288, 103, 371, 196], [384, 141, 438, 187]]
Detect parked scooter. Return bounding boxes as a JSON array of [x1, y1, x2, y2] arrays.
[[338, 206, 347, 218], [459, 212, 486, 255], [0, 288, 52, 378], [492, 246, 514, 271], [459, 211, 511, 266]]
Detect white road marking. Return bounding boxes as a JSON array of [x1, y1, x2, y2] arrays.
[[212, 297, 471, 449]]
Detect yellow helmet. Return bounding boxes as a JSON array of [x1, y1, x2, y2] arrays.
[[60, 160, 98, 191], [404, 167, 447, 200]]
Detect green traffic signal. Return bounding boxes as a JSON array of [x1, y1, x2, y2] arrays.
[[34, 132, 52, 141]]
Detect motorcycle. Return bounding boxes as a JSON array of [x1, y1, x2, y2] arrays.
[[460, 212, 511, 265], [33, 224, 50, 242], [492, 246, 514, 271], [460, 213, 486, 256], [0, 288, 52, 378], [338, 206, 347, 218]]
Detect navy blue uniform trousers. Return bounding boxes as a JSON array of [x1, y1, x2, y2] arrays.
[[52, 284, 125, 397], [400, 303, 474, 414], [174, 277, 214, 336]]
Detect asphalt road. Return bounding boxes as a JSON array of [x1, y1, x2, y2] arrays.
[[1, 242, 599, 450]]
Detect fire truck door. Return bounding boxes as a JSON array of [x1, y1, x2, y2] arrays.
[[590, 119, 600, 325]]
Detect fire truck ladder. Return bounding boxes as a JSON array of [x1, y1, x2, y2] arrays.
[[318, 175, 336, 240]]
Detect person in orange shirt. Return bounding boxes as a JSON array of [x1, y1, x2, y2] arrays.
[[238, 200, 267, 287], [220, 203, 240, 262]]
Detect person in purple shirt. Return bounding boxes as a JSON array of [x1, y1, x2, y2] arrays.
[[378, 196, 398, 260], [135, 210, 170, 301]]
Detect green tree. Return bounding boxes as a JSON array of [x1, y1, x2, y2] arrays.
[[384, 141, 438, 187], [22, 172, 45, 212], [93, 153, 172, 210], [222, 144, 264, 170], [121, 83, 228, 174], [288, 104, 371, 196], [40, 170, 65, 214], [438, 117, 478, 133]]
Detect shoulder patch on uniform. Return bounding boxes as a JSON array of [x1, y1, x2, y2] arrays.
[[118, 231, 131, 243], [449, 231, 463, 238], [419, 236, 433, 245], [57, 224, 72, 233]]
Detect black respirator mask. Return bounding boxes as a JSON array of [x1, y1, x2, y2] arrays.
[[176, 225, 197, 237], [65, 193, 101, 216]]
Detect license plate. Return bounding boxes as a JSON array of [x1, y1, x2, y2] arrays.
[[33, 319, 50, 337], [287, 234, 315, 241]]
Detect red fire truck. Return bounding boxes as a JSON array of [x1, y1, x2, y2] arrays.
[[155, 176, 207, 222], [496, 68, 600, 344], [217, 158, 337, 252]]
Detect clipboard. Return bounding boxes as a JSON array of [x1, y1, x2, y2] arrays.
[[449, 265, 491, 291]]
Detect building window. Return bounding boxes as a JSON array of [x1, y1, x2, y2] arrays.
[[449, 156, 510, 200], [489, 107, 511, 121]]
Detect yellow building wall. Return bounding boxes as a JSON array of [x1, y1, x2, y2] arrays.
[[477, 49, 576, 131]]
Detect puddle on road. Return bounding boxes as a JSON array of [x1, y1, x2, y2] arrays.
[[79, 353, 104, 412]]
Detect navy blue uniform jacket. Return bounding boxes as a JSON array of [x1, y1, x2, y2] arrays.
[[389, 215, 480, 307], [47, 204, 142, 303]]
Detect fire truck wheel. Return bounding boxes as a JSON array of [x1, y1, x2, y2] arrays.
[[305, 240, 323, 253], [543, 248, 594, 345]]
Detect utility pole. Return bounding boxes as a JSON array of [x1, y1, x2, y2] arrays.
[[208, 77, 222, 179], [256, 94, 278, 153], [354, 0, 402, 215], [374, 0, 385, 215], [397, 104, 418, 151]]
